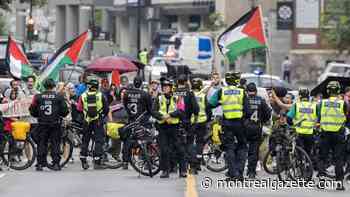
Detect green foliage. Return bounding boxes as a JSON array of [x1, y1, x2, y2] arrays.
[[0, 0, 11, 10], [198, 12, 226, 32], [0, 14, 7, 35], [321, 0, 350, 53], [32, 0, 48, 7]]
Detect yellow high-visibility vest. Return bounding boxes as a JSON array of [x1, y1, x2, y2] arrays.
[[158, 95, 180, 124], [295, 101, 317, 135], [191, 91, 207, 124], [320, 97, 346, 132], [82, 91, 103, 123], [219, 86, 244, 119]]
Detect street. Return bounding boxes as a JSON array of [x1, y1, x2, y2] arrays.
[[1, 155, 350, 197]]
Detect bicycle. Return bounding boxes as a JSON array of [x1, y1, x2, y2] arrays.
[[201, 116, 227, 173], [0, 131, 37, 170], [122, 112, 160, 177], [263, 119, 314, 181]]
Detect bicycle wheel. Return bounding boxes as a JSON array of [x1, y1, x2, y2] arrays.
[[130, 143, 160, 177], [278, 146, 314, 181], [262, 149, 279, 175], [204, 141, 227, 173], [3, 137, 37, 170], [47, 137, 73, 169]]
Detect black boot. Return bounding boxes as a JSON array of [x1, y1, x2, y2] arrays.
[[93, 160, 108, 170], [160, 170, 169, 178], [122, 162, 128, 170], [52, 163, 61, 171], [81, 159, 89, 170], [36, 164, 43, 171], [179, 171, 187, 178]]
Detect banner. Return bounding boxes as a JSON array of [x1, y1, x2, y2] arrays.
[[0, 97, 33, 118], [277, 1, 294, 30]]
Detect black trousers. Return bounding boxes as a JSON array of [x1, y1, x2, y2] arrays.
[[283, 71, 291, 83], [318, 132, 345, 181], [37, 124, 61, 166], [296, 134, 314, 157], [187, 123, 207, 169], [80, 120, 105, 161], [246, 137, 261, 175], [158, 124, 186, 173], [222, 120, 247, 178], [122, 139, 132, 163]]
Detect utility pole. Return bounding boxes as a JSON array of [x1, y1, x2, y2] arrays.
[[136, 0, 141, 54], [28, 0, 33, 51], [90, 4, 95, 60], [251, 0, 256, 62]]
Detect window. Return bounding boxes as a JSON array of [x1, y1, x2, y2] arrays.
[[189, 15, 201, 31]]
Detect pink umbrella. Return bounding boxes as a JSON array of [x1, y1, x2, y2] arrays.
[[87, 56, 139, 73]]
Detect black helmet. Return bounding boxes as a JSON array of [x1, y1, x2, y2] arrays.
[[87, 77, 99, 89], [191, 78, 203, 90], [298, 88, 310, 99], [246, 82, 257, 92], [225, 71, 241, 86], [161, 79, 173, 87], [43, 78, 56, 90], [133, 76, 143, 89], [326, 81, 341, 95]]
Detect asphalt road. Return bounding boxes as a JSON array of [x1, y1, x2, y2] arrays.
[[1, 159, 350, 197]]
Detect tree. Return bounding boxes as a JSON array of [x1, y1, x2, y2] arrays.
[[0, 14, 7, 35], [0, 0, 11, 10], [0, 0, 47, 10], [321, 0, 350, 54]]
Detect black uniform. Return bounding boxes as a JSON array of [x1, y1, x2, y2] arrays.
[[122, 88, 156, 163], [173, 85, 199, 171], [29, 91, 69, 167], [243, 95, 271, 176]]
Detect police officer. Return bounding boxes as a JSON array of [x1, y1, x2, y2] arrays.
[[209, 71, 248, 181], [77, 77, 109, 170], [189, 78, 210, 174], [122, 76, 156, 169], [29, 78, 69, 171], [318, 81, 348, 191], [153, 79, 187, 178], [174, 75, 199, 173], [287, 88, 317, 157], [244, 83, 271, 179]]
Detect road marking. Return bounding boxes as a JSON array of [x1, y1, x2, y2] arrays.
[[185, 172, 198, 197]]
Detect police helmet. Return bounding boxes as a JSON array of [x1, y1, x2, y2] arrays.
[[225, 71, 241, 86], [298, 88, 310, 99], [191, 78, 203, 91], [133, 76, 143, 89], [43, 78, 56, 90], [326, 81, 341, 95], [87, 77, 99, 89], [246, 82, 257, 92], [161, 79, 173, 88]]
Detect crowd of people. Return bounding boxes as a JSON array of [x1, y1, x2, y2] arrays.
[[0, 70, 350, 191]]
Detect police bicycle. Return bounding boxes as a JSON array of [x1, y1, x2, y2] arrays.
[[201, 115, 228, 173], [120, 112, 160, 177], [263, 119, 314, 181]]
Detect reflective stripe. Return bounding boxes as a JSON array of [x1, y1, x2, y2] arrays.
[[320, 97, 345, 132], [158, 95, 180, 124], [191, 91, 207, 124], [295, 101, 317, 135], [220, 86, 244, 119], [82, 91, 103, 123]]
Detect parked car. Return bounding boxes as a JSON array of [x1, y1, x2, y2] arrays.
[[240, 73, 294, 90], [317, 62, 350, 83]]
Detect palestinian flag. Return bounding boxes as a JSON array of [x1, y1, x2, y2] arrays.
[[5, 35, 33, 79], [38, 31, 89, 84], [218, 6, 267, 64]]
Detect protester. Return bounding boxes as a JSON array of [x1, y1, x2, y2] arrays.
[[281, 56, 292, 83], [23, 75, 39, 96], [4, 79, 25, 100]]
